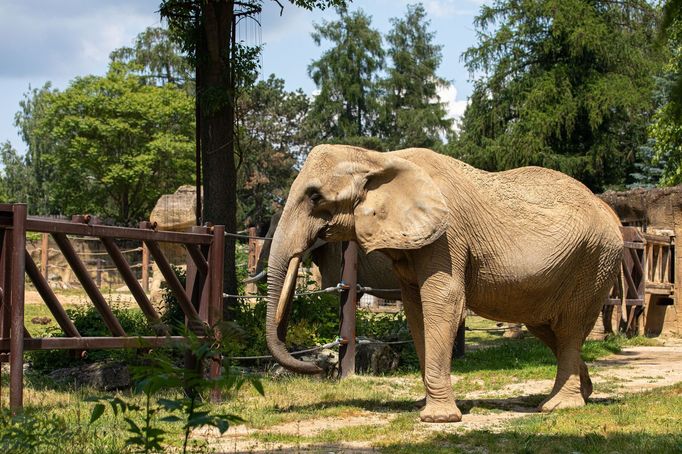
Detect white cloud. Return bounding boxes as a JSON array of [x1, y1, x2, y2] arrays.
[[0, 0, 159, 79], [437, 83, 468, 127], [420, 0, 483, 18]]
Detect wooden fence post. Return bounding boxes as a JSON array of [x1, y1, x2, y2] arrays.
[[41, 233, 48, 279], [338, 241, 358, 379], [141, 242, 149, 292], [9, 204, 27, 413], [246, 227, 258, 295]]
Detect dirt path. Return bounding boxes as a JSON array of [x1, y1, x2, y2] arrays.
[[208, 344, 682, 452]]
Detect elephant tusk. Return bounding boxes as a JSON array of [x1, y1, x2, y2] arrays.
[[275, 256, 301, 326], [244, 269, 267, 283]]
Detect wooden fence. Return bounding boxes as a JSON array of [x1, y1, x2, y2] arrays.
[[604, 226, 675, 336], [0, 204, 225, 412]]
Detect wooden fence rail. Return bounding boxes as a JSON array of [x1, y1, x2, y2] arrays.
[[604, 227, 675, 336], [0, 204, 225, 412]]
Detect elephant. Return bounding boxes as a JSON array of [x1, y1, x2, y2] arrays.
[[266, 144, 623, 423], [246, 210, 402, 301]]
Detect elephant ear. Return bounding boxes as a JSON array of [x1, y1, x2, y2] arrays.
[[354, 154, 449, 253]]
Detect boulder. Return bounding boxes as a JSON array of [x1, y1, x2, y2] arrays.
[[47, 361, 131, 390], [150, 185, 200, 232], [503, 324, 525, 339], [355, 337, 399, 375]]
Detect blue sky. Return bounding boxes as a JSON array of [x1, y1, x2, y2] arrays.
[[0, 0, 488, 153]]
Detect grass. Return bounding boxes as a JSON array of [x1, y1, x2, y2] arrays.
[[379, 383, 682, 454], [4, 299, 679, 453]]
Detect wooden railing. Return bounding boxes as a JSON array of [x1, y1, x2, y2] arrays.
[[604, 227, 675, 336], [643, 231, 674, 295], [0, 204, 225, 412]]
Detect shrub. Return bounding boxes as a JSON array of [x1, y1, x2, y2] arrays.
[[28, 303, 153, 373]]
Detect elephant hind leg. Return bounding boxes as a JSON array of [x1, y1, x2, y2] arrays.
[[526, 323, 592, 409]]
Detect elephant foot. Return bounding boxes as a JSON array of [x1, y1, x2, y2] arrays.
[[539, 391, 585, 413], [580, 376, 593, 401], [413, 396, 427, 409], [580, 364, 593, 401], [419, 402, 462, 423]]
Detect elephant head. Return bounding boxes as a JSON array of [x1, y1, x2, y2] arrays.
[[266, 144, 449, 374]]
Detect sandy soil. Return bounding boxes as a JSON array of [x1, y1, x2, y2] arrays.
[[204, 343, 682, 453], [24, 289, 139, 307]]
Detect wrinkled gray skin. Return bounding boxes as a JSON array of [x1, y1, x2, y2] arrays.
[[266, 145, 623, 423], [247, 210, 402, 300]]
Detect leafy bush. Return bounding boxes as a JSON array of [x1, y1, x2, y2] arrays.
[[160, 265, 186, 334], [231, 289, 340, 358], [28, 303, 154, 373], [87, 326, 263, 454]]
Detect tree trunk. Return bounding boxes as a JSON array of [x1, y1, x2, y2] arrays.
[[197, 1, 237, 320]]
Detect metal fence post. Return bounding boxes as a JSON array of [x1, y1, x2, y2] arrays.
[[9, 204, 27, 412], [338, 241, 358, 378]]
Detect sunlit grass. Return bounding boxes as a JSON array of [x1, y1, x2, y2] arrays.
[[3, 307, 678, 453]]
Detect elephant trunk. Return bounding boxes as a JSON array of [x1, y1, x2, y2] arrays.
[[265, 253, 323, 375]]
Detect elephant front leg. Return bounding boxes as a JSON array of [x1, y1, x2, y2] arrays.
[[400, 283, 427, 408], [419, 276, 465, 423]]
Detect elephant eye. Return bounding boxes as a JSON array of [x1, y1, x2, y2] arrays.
[[309, 192, 323, 204]]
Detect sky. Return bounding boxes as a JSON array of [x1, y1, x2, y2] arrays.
[[0, 0, 487, 154]]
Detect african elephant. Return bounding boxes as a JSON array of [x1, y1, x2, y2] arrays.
[[266, 145, 623, 423], [246, 210, 402, 300]]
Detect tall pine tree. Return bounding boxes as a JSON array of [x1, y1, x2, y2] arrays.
[[456, 0, 663, 192], [381, 4, 452, 149], [305, 7, 385, 147]]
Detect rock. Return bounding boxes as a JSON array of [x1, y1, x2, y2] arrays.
[[355, 337, 399, 375], [47, 361, 131, 390], [314, 348, 339, 372], [503, 324, 525, 339], [150, 185, 199, 233], [267, 340, 399, 377]]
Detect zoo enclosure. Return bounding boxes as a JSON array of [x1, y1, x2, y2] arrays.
[[0, 204, 225, 412], [28, 231, 153, 291]]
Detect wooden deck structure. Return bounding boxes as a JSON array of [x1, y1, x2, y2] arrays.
[[603, 226, 675, 336]]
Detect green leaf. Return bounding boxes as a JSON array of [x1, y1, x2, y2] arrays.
[[124, 417, 142, 435], [250, 378, 265, 396], [159, 415, 183, 423], [89, 403, 106, 424]]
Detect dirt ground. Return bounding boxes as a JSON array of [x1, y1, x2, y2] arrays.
[[207, 342, 682, 453], [24, 289, 139, 307]]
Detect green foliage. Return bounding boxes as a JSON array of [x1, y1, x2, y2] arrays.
[[236, 75, 310, 227], [13, 27, 196, 223], [456, 0, 664, 192], [28, 304, 153, 373], [650, 15, 682, 185], [381, 4, 452, 149], [27, 63, 195, 224], [160, 265, 187, 334], [305, 6, 385, 142], [110, 26, 193, 92], [628, 138, 664, 188], [11, 83, 57, 214], [232, 290, 340, 357], [87, 327, 263, 454], [356, 311, 409, 341], [0, 141, 34, 204], [303, 5, 455, 151], [0, 409, 75, 454]]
